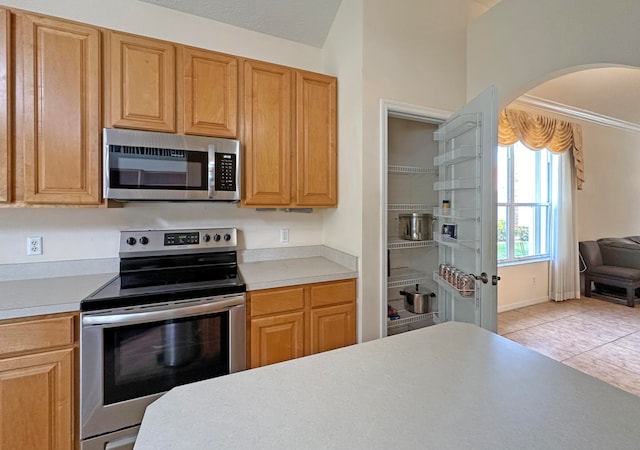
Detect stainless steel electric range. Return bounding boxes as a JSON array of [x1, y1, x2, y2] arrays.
[[80, 227, 246, 450]]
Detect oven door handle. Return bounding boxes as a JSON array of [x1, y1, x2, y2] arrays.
[[82, 295, 245, 328]]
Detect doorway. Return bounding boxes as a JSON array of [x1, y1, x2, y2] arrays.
[[379, 100, 449, 337]]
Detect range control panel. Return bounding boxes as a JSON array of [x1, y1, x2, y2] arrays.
[[120, 228, 237, 256]]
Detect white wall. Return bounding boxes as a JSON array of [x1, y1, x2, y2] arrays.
[[1, 0, 323, 70], [576, 124, 640, 240], [497, 261, 550, 311], [468, 0, 640, 311], [467, 0, 640, 106], [322, 0, 365, 339], [0, 0, 329, 266], [322, 0, 364, 259], [359, 0, 473, 341], [0, 204, 325, 264], [503, 103, 640, 242], [495, 117, 640, 310], [493, 102, 640, 310]]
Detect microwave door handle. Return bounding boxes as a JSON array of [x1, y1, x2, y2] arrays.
[[82, 295, 245, 328], [208, 147, 216, 199]]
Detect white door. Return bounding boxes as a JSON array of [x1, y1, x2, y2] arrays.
[[432, 86, 498, 332]]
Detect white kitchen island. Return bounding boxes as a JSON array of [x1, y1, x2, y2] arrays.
[[135, 322, 640, 449]]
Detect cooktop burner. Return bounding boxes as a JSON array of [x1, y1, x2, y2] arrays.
[[81, 227, 245, 312]]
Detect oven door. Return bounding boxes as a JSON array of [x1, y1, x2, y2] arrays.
[[80, 294, 245, 441]]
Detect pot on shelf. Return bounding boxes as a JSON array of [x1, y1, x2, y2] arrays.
[[399, 286, 436, 314], [399, 213, 434, 241]]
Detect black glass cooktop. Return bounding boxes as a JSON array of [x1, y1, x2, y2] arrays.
[[81, 250, 245, 312]]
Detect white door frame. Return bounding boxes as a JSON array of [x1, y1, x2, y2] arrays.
[[378, 99, 452, 337]]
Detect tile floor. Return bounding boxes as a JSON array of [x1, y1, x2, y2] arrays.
[[498, 296, 640, 397]]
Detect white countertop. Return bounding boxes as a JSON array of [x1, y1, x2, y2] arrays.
[[135, 322, 640, 450], [0, 273, 117, 320], [0, 252, 356, 319], [239, 256, 358, 290]]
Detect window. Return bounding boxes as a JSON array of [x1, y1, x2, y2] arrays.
[[497, 142, 552, 263]]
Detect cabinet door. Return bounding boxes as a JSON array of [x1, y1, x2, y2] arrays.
[[310, 302, 356, 354], [0, 9, 9, 203], [0, 348, 74, 450], [295, 71, 337, 207], [181, 47, 237, 137], [107, 32, 175, 132], [21, 14, 101, 204], [249, 311, 304, 368], [242, 60, 293, 206]]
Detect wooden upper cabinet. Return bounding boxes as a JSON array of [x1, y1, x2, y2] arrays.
[[0, 9, 10, 203], [241, 60, 338, 208], [21, 13, 101, 204], [242, 59, 293, 206], [296, 70, 337, 207], [107, 32, 176, 132], [179, 47, 238, 137]]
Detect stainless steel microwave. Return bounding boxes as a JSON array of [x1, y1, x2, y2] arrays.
[[103, 128, 241, 201]]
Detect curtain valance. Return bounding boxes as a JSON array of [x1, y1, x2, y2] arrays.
[[498, 108, 584, 189]]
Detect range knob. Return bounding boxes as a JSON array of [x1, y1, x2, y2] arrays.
[[139, 236, 149, 245], [213, 234, 221, 242], [203, 234, 211, 242], [126, 237, 137, 246], [224, 233, 231, 242]]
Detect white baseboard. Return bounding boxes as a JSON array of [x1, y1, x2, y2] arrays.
[[498, 296, 550, 313]]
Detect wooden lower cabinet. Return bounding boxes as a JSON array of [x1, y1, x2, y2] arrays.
[[250, 311, 304, 368], [310, 302, 356, 354], [0, 313, 78, 450], [247, 279, 356, 369]]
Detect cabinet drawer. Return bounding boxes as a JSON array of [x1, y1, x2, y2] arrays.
[[310, 279, 356, 308], [0, 314, 76, 357], [249, 287, 305, 316]]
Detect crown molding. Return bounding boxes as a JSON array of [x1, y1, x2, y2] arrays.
[[513, 94, 640, 134]]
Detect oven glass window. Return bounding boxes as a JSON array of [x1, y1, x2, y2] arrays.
[[108, 146, 208, 190], [103, 313, 229, 405]]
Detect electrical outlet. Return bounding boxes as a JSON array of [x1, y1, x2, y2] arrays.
[[280, 228, 289, 244], [27, 236, 43, 256]]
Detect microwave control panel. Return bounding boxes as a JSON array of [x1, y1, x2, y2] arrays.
[[214, 153, 237, 191]]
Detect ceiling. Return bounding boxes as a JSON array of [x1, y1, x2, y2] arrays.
[[139, 0, 342, 47], [519, 67, 640, 127], [138, 0, 640, 126], [139, 0, 501, 48]]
